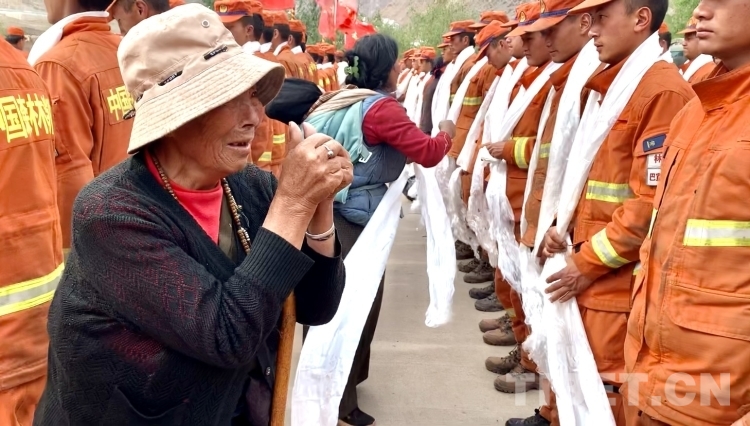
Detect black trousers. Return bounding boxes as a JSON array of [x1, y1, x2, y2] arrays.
[[303, 212, 385, 419]]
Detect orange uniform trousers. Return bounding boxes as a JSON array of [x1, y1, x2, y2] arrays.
[[0, 375, 46, 426]]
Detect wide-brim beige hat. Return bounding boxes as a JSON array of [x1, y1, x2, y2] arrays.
[[118, 3, 285, 154]]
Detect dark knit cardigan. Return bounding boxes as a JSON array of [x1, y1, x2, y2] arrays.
[[34, 153, 345, 425]]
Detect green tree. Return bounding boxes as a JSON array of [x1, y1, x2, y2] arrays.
[[666, 0, 699, 39]]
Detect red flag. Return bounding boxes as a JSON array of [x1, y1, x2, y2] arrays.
[[261, 0, 294, 10], [335, 0, 358, 30], [343, 20, 376, 49], [316, 0, 337, 40]]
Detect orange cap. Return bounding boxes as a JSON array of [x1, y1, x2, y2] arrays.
[[678, 16, 698, 35], [307, 44, 319, 55], [523, 0, 584, 33], [403, 48, 415, 58], [6, 26, 24, 37], [438, 37, 451, 48], [321, 43, 336, 55], [289, 19, 305, 33], [658, 22, 669, 34], [568, 0, 616, 15], [169, 0, 185, 7], [477, 21, 511, 58], [442, 20, 477, 38], [469, 11, 510, 30], [214, 0, 262, 23], [416, 47, 437, 60], [261, 10, 274, 26], [267, 9, 289, 25], [506, 1, 542, 37]]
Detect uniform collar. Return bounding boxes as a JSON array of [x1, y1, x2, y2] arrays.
[[584, 58, 626, 98], [291, 45, 302, 54], [62, 16, 111, 38], [692, 62, 750, 112], [243, 41, 261, 54], [260, 42, 271, 53], [549, 53, 578, 90], [519, 61, 549, 89], [273, 42, 288, 56]]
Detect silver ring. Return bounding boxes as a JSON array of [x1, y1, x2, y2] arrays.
[[322, 144, 335, 160]]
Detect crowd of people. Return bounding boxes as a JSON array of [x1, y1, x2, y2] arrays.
[[0, 0, 748, 424]]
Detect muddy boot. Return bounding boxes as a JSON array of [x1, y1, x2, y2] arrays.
[[464, 260, 494, 283], [485, 346, 521, 375], [455, 240, 474, 260], [458, 258, 480, 273], [482, 320, 516, 346], [469, 283, 495, 300], [494, 364, 540, 394], [505, 409, 551, 426], [475, 293, 503, 312], [478, 314, 509, 332]]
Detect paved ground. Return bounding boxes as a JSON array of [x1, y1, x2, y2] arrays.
[[287, 201, 540, 425]]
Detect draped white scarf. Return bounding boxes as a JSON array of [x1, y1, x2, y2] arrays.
[[681, 54, 713, 81], [447, 56, 488, 123], [525, 33, 665, 426], [431, 46, 475, 136]]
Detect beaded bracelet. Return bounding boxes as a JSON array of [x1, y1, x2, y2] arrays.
[[305, 223, 336, 241]]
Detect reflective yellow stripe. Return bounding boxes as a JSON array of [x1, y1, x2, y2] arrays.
[[633, 261, 641, 276], [0, 263, 64, 317], [450, 94, 455, 103], [272, 134, 285, 144], [319, 79, 325, 87], [591, 229, 629, 268], [585, 181, 634, 204], [258, 151, 272, 162], [513, 137, 530, 169], [683, 219, 750, 247], [647, 209, 657, 238], [462, 96, 482, 106], [539, 143, 551, 159]]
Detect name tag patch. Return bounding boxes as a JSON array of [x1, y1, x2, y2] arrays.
[[646, 153, 662, 186]]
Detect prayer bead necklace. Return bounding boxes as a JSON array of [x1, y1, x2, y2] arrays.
[[151, 152, 252, 254]]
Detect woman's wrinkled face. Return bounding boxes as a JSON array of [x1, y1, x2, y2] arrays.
[[168, 87, 263, 177]]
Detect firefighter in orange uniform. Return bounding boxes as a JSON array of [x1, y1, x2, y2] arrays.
[[266, 10, 299, 78], [108, 0, 182, 36], [4, 26, 28, 58], [623, 0, 750, 424], [34, 0, 133, 255], [538, 0, 695, 422], [0, 38, 64, 426], [443, 21, 479, 106], [482, 1, 552, 395], [679, 16, 715, 84], [215, 0, 274, 171], [288, 19, 312, 81]]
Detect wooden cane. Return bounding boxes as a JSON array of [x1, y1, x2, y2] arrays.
[[270, 294, 297, 426]]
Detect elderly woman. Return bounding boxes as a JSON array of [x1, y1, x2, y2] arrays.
[[34, 5, 347, 425], [267, 34, 454, 426]]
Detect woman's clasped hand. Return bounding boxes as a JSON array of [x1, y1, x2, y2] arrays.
[[278, 122, 354, 211]]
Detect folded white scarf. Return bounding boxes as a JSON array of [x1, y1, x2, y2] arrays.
[[28, 12, 110, 65], [528, 33, 664, 426], [681, 54, 713, 81], [413, 73, 432, 126], [396, 71, 413, 100], [404, 72, 425, 121]]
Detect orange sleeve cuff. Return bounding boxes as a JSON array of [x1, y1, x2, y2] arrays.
[[501, 139, 516, 165], [572, 242, 613, 282]]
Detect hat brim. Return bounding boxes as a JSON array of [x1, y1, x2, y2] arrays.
[[678, 28, 697, 34], [127, 51, 285, 154], [569, 0, 614, 14], [438, 43, 450, 48], [501, 20, 519, 28], [469, 22, 488, 30], [219, 14, 244, 23], [522, 15, 567, 33], [507, 24, 531, 37]]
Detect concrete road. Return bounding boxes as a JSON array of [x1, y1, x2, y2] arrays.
[[287, 202, 540, 425]]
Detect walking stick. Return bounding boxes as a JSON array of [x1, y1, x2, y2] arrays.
[[270, 294, 296, 426]]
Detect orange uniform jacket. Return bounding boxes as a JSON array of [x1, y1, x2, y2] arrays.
[[569, 61, 694, 313], [449, 62, 496, 158], [305, 52, 319, 83], [688, 62, 715, 84], [34, 17, 132, 249], [499, 63, 553, 222], [0, 39, 64, 390], [251, 50, 277, 171], [521, 56, 577, 247], [624, 64, 750, 426], [449, 53, 478, 105], [275, 44, 300, 78]]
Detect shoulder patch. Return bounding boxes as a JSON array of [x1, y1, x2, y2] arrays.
[[643, 134, 666, 152]]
